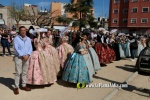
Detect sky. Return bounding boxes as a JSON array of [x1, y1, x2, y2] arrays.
[[0, 0, 110, 18]]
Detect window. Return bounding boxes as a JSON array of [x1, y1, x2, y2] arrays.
[[123, 19, 128, 23], [132, 0, 138, 2], [123, 8, 128, 13], [124, 0, 129, 3], [113, 9, 118, 14], [114, 0, 119, 3], [131, 18, 137, 23], [141, 18, 148, 23], [0, 14, 2, 19], [132, 7, 138, 13], [113, 19, 118, 23], [142, 7, 149, 12]]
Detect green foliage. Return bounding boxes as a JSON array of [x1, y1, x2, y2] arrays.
[[56, 16, 72, 26], [72, 20, 80, 28], [64, 0, 95, 30]]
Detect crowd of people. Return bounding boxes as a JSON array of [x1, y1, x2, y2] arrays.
[[0, 28, 17, 56], [0, 26, 149, 95]]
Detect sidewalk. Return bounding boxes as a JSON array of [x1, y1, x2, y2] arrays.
[[0, 49, 138, 100], [112, 73, 150, 100]]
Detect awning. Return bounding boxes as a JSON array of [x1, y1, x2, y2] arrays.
[[0, 19, 5, 25]]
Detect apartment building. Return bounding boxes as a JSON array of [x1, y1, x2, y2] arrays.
[[109, 0, 150, 34]]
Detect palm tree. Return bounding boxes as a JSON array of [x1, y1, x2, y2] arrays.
[[56, 16, 72, 27], [64, 0, 94, 30]]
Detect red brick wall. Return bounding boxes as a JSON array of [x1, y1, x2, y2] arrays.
[[128, 0, 150, 27], [109, 0, 119, 27], [109, 0, 150, 29]]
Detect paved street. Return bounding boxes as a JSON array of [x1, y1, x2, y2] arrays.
[[0, 48, 150, 100], [112, 73, 150, 100]]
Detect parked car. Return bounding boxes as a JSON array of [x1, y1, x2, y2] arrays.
[[136, 41, 150, 73]]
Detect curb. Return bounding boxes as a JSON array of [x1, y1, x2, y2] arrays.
[[125, 71, 138, 84], [103, 88, 119, 100], [103, 71, 138, 100]]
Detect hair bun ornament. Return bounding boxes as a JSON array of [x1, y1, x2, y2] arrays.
[[36, 28, 48, 32], [62, 36, 69, 41], [29, 29, 36, 36]]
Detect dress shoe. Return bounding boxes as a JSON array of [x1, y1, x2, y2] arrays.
[[13, 88, 19, 95], [20, 86, 31, 91]]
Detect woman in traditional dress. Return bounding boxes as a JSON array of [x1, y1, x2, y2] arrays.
[[118, 33, 130, 59], [27, 29, 57, 85], [136, 37, 146, 57], [86, 33, 101, 72], [57, 36, 74, 75], [108, 35, 116, 61], [95, 29, 110, 65], [43, 30, 61, 76], [62, 34, 94, 84], [81, 34, 95, 79], [103, 31, 116, 62], [126, 34, 131, 58]]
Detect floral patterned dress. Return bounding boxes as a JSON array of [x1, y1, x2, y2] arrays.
[[57, 43, 74, 68], [43, 38, 61, 75], [62, 43, 91, 84], [87, 40, 101, 71], [95, 42, 110, 64], [27, 38, 57, 85]]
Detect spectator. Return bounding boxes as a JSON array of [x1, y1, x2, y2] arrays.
[[129, 33, 138, 61], [1, 29, 12, 57]]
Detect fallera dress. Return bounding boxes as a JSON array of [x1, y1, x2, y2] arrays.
[[87, 40, 101, 71], [27, 38, 57, 85], [95, 42, 110, 64], [43, 38, 61, 75], [57, 42, 74, 68], [136, 41, 146, 57], [62, 43, 94, 84]]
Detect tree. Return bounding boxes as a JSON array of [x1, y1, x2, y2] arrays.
[[56, 16, 72, 27], [64, 0, 94, 30], [24, 6, 61, 28], [88, 15, 98, 28], [9, 1, 61, 28], [72, 20, 80, 30], [8, 2, 25, 27]]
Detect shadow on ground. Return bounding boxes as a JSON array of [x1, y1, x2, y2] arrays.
[[122, 84, 150, 98], [116, 66, 136, 72], [27, 79, 77, 89], [0, 77, 14, 91], [93, 75, 122, 84], [27, 84, 52, 89], [56, 79, 76, 88], [124, 64, 135, 68], [0, 50, 14, 56]]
